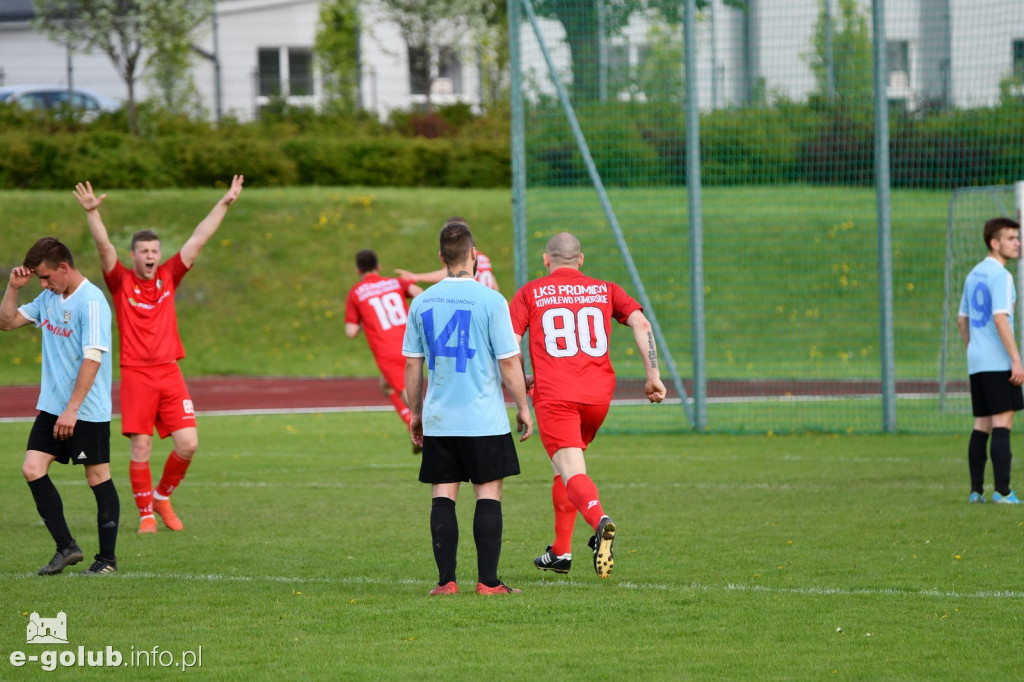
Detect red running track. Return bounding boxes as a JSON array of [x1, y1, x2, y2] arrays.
[[0, 376, 390, 419]]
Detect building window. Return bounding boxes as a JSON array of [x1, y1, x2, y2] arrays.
[[289, 49, 313, 96], [437, 47, 462, 95], [258, 47, 314, 98], [607, 43, 630, 94], [887, 40, 910, 90], [408, 46, 462, 96], [408, 45, 429, 96], [1013, 39, 1024, 80], [258, 48, 281, 97]]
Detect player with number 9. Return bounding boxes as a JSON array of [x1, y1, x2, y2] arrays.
[[957, 216, 1024, 504]]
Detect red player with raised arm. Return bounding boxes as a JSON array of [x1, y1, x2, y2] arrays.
[[75, 176, 244, 534]]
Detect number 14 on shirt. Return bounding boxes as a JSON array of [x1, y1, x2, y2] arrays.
[[420, 308, 476, 372]]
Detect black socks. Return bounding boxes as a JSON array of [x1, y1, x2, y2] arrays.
[[27, 475, 74, 550], [91, 478, 120, 562], [430, 497, 458, 585], [474, 499, 502, 588]]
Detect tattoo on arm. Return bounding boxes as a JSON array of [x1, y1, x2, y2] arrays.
[[646, 331, 658, 369]]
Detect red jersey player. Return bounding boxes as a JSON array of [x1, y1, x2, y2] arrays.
[[345, 249, 423, 451], [74, 176, 244, 534], [509, 232, 666, 579]]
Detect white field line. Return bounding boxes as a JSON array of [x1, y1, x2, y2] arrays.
[[1, 570, 1020, 600], [0, 390, 969, 423]]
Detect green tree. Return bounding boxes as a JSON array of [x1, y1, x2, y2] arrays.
[[477, 0, 510, 109], [145, 0, 212, 117], [806, 0, 873, 111], [529, 0, 744, 103], [376, 0, 485, 110], [32, 0, 211, 133], [314, 0, 361, 114], [636, 22, 683, 105]]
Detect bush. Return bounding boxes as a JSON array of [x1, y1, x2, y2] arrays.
[[0, 98, 1020, 191]]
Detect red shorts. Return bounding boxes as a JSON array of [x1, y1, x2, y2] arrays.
[[534, 400, 610, 457], [376, 355, 406, 394], [119, 363, 196, 438]]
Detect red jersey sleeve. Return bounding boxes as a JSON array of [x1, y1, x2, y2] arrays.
[[165, 252, 191, 287], [399, 276, 418, 299], [508, 285, 530, 336], [103, 261, 125, 296], [610, 283, 642, 324], [344, 286, 362, 325]]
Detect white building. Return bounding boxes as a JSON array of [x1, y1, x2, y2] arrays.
[[1, 0, 1021, 121], [0, 0, 483, 121], [519, 0, 1024, 111]]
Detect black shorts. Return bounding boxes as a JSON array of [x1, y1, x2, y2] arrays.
[[970, 371, 1024, 417], [419, 434, 521, 485], [27, 412, 111, 466]]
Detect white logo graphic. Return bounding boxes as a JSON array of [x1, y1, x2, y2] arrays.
[[12, 611, 203, 670], [586, 500, 599, 510], [77, 452, 87, 460], [26, 612, 67, 645]]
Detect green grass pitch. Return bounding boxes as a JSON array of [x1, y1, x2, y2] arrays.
[[1, 411, 1022, 679]]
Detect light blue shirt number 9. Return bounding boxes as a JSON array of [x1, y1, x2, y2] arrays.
[[970, 282, 992, 329]]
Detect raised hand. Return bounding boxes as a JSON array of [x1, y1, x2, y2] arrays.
[[73, 181, 106, 212], [221, 175, 244, 206]]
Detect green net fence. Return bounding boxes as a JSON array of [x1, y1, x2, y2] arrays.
[[510, 0, 1024, 434]]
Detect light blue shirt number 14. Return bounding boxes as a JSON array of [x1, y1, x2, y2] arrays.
[[421, 308, 477, 372]]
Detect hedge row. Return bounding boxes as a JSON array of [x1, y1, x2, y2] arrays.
[[1, 102, 1021, 190], [526, 102, 1024, 189], [0, 132, 512, 190]]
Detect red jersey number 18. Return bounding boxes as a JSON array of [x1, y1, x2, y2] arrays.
[[368, 291, 408, 330]]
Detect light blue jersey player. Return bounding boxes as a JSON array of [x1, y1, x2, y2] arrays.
[[404, 277, 519, 436], [19, 279, 112, 421], [957, 217, 1024, 506], [402, 220, 532, 596], [0, 237, 120, 576], [959, 256, 1016, 374]]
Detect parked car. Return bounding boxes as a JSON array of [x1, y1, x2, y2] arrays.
[[0, 84, 120, 116]]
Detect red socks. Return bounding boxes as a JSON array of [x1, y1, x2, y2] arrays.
[[566, 473, 605, 531], [550, 476, 578, 556], [129, 461, 153, 516], [155, 451, 191, 498], [388, 392, 412, 427]]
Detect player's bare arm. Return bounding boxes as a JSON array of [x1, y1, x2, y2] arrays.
[[345, 322, 362, 339], [992, 313, 1024, 385], [626, 310, 667, 403], [180, 174, 245, 268], [513, 333, 535, 390], [54, 358, 101, 440], [498, 355, 533, 441], [395, 267, 446, 285], [73, 181, 118, 274], [405, 356, 426, 447], [957, 315, 971, 349], [0, 267, 34, 331]]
